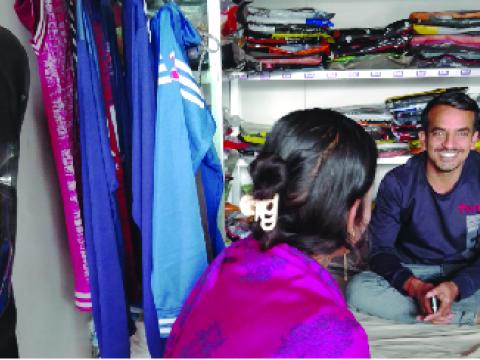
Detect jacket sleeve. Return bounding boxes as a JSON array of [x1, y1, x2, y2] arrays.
[[451, 258, 480, 300], [368, 172, 413, 294]]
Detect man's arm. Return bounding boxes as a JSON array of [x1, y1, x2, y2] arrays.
[[369, 174, 441, 317], [450, 259, 480, 300], [368, 173, 414, 293]]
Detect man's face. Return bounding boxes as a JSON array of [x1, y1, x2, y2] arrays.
[[419, 105, 478, 175]]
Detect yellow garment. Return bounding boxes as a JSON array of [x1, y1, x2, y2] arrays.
[[272, 33, 334, 43], [413, 24, 441, 35], [385, 87, 464, 102], [242, 131, 267, 145]]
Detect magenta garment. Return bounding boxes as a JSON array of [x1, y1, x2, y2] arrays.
[[411, 34, 480, 47], [14, 0, 91, 311], [164, 236, 370, 358]]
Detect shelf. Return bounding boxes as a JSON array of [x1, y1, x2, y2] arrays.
[[377, 155, 411, 165], [226, 68, 480, 81]]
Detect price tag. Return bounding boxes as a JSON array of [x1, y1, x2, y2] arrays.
[[327, 71, 338, 79]]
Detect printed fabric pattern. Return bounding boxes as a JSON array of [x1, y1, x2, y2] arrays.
[[164, 237, 370, 358], [14, 0, 91, 311]]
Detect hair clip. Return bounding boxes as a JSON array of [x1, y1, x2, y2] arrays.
[[239, 194, 279, 231]]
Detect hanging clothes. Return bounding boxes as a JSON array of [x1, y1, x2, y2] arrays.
[[76, 0, 130, 356], [149, 2, 224, 338], [123, 0, 162, 356], [14, 0, 91, 311], [90, 0, 140, 305]]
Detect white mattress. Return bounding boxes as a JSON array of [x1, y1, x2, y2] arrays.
[[354, 311, 480, 358]]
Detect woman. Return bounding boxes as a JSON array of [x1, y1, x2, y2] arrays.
[[164, 108, 377, 357]]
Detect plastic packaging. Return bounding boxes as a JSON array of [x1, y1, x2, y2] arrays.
[[0, 25, 29, 316]]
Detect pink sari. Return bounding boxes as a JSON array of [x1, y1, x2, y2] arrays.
[[164, 236, 370, 358]]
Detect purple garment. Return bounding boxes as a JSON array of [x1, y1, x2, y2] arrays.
[[165, 236, 370, 358]]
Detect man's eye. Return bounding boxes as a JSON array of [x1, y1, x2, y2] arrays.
[[432, 130, 444, 137], [458, 130, 470, 137]]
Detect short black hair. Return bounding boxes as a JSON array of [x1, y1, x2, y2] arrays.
[[421, 92, 480, 132], [249, 108, 377, 256]]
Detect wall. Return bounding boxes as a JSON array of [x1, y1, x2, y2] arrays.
[[0, 1, 91, 357]]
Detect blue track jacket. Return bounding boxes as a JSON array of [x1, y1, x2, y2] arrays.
[[150, 3, 224, 338]]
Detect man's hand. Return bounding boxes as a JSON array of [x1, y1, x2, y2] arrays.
[[418, 281, 459, 324], [403, 276, 435, 315]]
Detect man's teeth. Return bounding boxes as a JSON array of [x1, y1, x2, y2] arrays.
[[439, 152, 456, 158]]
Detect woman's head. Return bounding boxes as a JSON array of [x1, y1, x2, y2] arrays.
[[249, 108, 377, 256]]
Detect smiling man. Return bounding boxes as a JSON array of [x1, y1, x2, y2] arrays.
[[346, 92, 480, 326]]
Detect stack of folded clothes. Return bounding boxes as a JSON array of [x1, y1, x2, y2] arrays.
[[385, 87, 468, 142], [334, 105, 393, 141], [238, 5, 334, 71], [329, 19, 413, 69], [410, 11, 480, 67]]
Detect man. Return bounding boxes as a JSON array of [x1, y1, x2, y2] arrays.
[[0, 26, 30, 357], [346, 92, 480, 325]]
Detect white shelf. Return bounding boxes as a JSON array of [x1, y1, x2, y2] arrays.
[[226, 68, 480, 81], [377, 156, 411, 165]]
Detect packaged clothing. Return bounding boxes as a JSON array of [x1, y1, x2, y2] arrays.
[[246, 23, 333, 39], [385, 87, 468, 110], [244, 6, 334, 23], [413, 47, 480, 60], [376, 142, 410, 157], [333, 36, 410, 57], [332, 19, 411, 42], [245, 43, 329, 57], [150, 2, 224, 338], [245, 54, 325, 71], [164, 237, 370, 358], [411, 34, 480, 47], [414, 54, 480, 68], [14, 0, 91, 311], [413, 24, 480, 35], [410, 11, 480, 28], [390, 124, 421, 142], [239, 4, 334, 71], [370, 152, 480, 301], [328, 53, 413, 70]]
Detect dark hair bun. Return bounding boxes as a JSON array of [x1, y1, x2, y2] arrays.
[[249, 153, 287, 200]]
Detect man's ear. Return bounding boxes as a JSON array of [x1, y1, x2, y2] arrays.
[[347, 198, 361, 239], [471, 131, 479, 150], [418, 130, 426, 150]]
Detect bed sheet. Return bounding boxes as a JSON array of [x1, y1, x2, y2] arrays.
[[354, 311, 480, 358]]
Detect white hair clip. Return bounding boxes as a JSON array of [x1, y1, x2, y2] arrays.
[[239, 194, 279, 231]]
